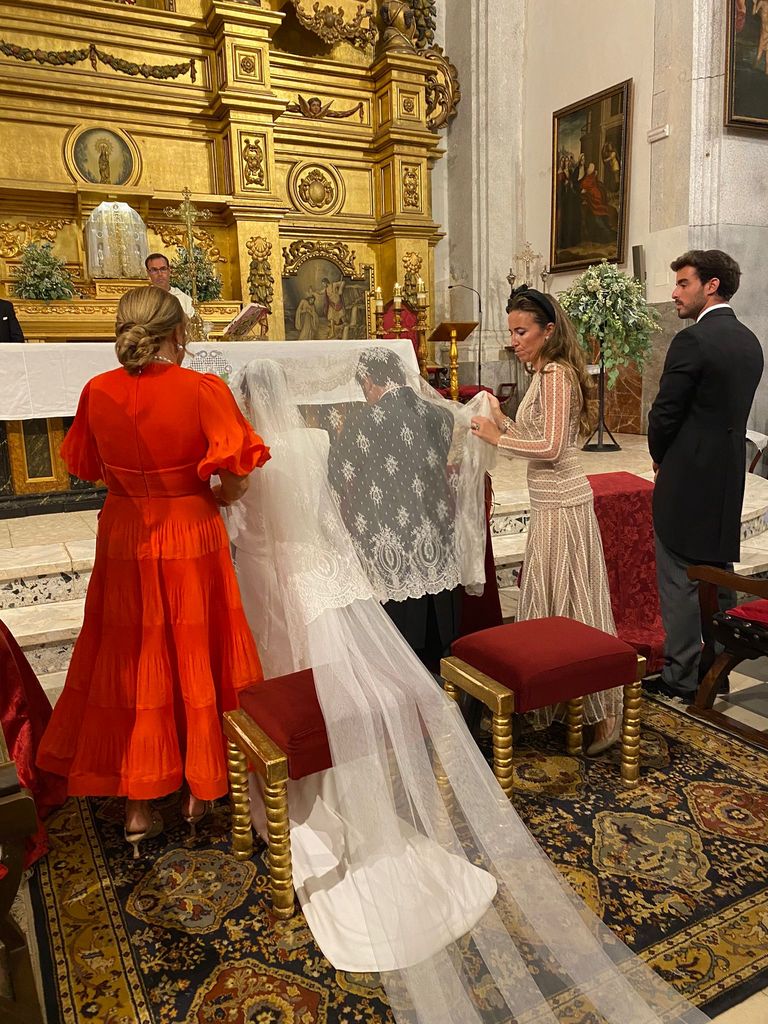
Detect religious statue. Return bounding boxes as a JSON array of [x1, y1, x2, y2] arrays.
[[97, 139, 112, 184], [286, 95, 364, 121], [378, 0, 417, 53], [85, 201, 148, 279]]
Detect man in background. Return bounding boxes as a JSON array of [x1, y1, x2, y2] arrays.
[[647, 249, 763, 701], [144, 253, 195, 319], [0, 298, 24, 342]]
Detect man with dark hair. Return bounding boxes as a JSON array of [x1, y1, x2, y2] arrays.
[[647, 249, 763, 700], [328, 348, 459, 669], [0, 297, 24, 343], [144, 252, 194, 318]]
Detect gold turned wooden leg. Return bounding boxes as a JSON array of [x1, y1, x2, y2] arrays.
[[264, 778, 294, 919], [492, 713, 514, 800], [443, 680, 460, 704], [566, 698, 584, 756], [621, 681, 642, 788], [227, 739, 253, 860]]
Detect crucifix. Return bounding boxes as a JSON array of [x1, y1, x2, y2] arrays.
[[513, 241, 542, 286], [163, 186, 212, 340]]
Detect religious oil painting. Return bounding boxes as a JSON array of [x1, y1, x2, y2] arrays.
[[725, 0, 768, 130], [72, 127, 135, 186], [282, 258, 373, 341], [550, 79, 632, 273]]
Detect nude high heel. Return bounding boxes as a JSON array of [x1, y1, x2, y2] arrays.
[[124, 810, 164, 860]]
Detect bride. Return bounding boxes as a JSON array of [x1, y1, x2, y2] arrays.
[[228, 352, 708, 1024]]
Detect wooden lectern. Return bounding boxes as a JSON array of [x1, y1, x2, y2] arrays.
[[428, 322, 478, 401]]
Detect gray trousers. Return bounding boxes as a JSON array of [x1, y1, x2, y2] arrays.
[[654, 533, 733, 698]]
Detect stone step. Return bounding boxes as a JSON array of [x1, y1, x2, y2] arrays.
[[38, 671, 67, 707], [0, 540, 95, 610], [2, 597, 84, 674]]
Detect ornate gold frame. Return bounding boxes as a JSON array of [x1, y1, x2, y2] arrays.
[[63, 123, 143, 188]]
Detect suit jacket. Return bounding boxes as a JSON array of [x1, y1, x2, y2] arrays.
[[0, 299, 24, 343], [648, 306, 763, 563]]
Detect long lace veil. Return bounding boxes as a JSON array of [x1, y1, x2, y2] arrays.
[[229, 348, 709, 1024]]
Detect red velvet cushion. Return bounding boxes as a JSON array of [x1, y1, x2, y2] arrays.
[[458, 385, 494, 400], [238, 669, 332, 780], [451, 617, 638, 714], [725, 599, 768, 625]]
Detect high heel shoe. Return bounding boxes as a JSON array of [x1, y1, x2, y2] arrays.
[[182, 799, 213, 839], [585, 716, 623, 757], [124, 810, 164, 860]]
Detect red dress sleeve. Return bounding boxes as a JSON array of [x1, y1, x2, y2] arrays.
[[197, 373, 270, 480], [60, 381, 104, 483]]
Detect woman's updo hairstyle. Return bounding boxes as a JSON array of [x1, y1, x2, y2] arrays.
[[115, 286, 185, 375]]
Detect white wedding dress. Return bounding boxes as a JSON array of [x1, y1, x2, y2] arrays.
[[227, 351, 709, 1024]]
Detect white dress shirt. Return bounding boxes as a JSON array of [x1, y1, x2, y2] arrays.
[[696, 302, 731, 322], [170, 286, 195, 319]]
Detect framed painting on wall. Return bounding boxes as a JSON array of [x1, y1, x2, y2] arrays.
[[725, 0, 768, 131], [282, 242, 374, 341], [550, 79, 632, 273]]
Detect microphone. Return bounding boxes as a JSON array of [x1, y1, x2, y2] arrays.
[[448, 283, 483, 388]]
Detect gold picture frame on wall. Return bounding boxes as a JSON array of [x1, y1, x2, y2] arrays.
[[63, 125, 142, 188], [725, 0, 768, 131], [550, 79, 632, 273]]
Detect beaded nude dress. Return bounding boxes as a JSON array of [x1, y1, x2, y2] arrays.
[[498, 361, 622, 725]]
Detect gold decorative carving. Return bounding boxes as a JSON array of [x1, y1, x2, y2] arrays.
[[401, 251, 423, 306], [402, 96, 415, 114], [424, 46, 461, 131], [285, 95, 364, 122], [282, 239, 359, 278], [287, 162, 345, 217], [241, 136, 265, 187], [149, 223, 226, 263], [406, 0, 436, 49], [290, 1, 377, 50], [246, 236, 274, 312], [298, 169, 335, 210], [378, 1, 417, 53], [0, 39, 196, 82], [402, 165, 420, 209], [239, 55, 256, 75], [0, 220, 72, 260]]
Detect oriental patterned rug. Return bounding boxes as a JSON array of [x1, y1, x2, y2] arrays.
[[30, 700, 768, 1023]]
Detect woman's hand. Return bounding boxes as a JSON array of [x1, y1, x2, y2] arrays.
[[470, 415, 501, 446], [485, 394, 508, 430]]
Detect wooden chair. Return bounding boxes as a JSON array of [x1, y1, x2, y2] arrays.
[[687, 565, 768, 749], [440, 616, 646, 796]]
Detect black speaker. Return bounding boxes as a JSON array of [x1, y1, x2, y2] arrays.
[[632, 244, 646, 293]]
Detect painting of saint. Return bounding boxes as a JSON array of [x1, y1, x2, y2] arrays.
[[282, 257, 373, 341], [72, 128, 135, 186], [550, 80, 631, 273], [726, 0, 768, 130]]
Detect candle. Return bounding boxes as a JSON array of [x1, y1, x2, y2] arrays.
[[393, 281, 402, 297], [375, 285, 384, 312], [416, 276, 427, 305]]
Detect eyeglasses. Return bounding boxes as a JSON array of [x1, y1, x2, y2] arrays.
[[147, 266, 169, 275]]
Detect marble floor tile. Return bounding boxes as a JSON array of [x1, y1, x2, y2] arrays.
[[0, 543, 71, 582], [711, 700, 768, 734], [713, 990, 768, 1023], [0, 523, 11, 548], [2, 598, 85, 645], [8, 519, 96, 548]]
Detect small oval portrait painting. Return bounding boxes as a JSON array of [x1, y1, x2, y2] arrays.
[[72, 128, 135, 186]]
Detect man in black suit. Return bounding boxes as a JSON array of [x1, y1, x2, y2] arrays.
[[648, 249, 763, 699], [0, 299, 24, 342]]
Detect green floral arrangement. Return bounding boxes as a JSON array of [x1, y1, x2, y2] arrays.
[[558, 261, 660, 387], [170, 245, 222, 303], [15, 241, 75, 301]]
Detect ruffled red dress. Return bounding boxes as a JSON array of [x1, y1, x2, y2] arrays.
[[37, 364, 269, 801]]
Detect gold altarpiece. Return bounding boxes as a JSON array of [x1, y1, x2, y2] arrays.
[[0, 0, 459, 504]]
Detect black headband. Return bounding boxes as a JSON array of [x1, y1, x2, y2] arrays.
[[507, 284, 556, 323]]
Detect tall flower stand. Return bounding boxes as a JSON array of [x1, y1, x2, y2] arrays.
[[583, 355, 621, 452]]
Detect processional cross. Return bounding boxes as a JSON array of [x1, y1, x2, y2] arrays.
[[163, 186, 212, 340]]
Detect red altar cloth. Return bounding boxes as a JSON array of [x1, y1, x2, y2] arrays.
[[587, 471, 664, 674], [0, 618, 67, 866]]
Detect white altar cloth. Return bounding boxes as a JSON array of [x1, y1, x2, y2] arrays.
[[0, 340, 418, 420]]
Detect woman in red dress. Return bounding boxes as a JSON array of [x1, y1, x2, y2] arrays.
[[37, 286, 269, 856]]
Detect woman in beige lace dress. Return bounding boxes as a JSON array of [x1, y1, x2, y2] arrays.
[[470, 287, 622, 753]]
